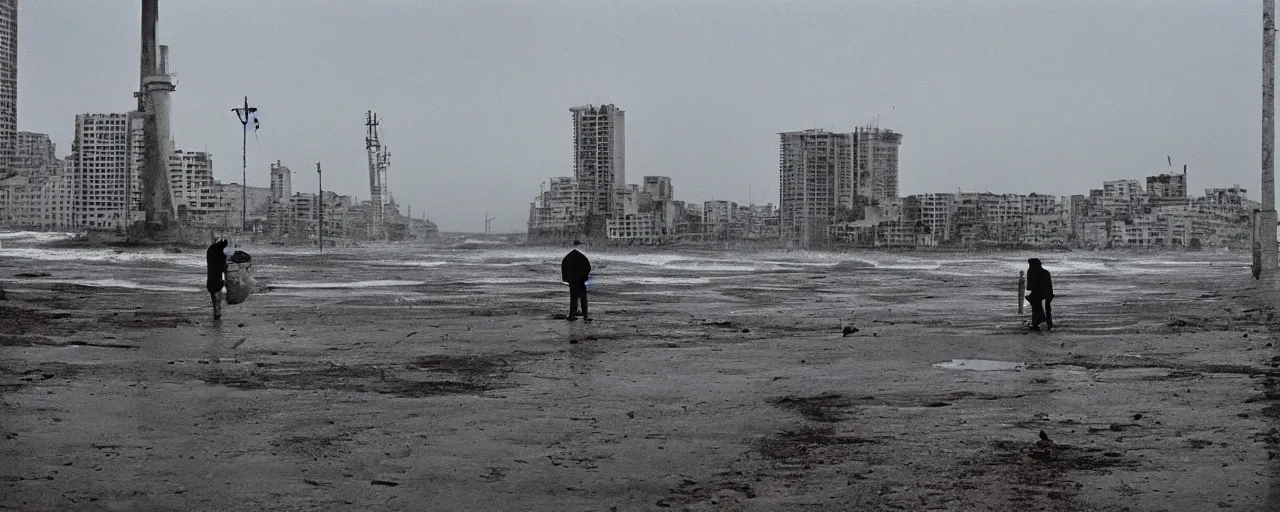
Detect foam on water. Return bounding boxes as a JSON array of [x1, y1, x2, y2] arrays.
[[32, 278, 195, 293], [0, 248, 204, 267], [0, 231, 79, 244], [460, 277, 542, 284], [367, 260, 449, 268], [269, 279, 426, 289], [609, 276, 713, 285]]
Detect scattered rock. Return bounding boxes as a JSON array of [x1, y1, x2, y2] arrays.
[[13, 272, 50, 278], [1133, 413, 1143, 421], [370, 480, 399, 487], [842, 326, 859, 337]]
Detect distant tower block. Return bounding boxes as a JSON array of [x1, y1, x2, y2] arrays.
[[0, 0, 17, 178]]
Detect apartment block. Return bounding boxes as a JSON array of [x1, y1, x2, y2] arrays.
[[528, 176, 581, 239], [852, 126, 903, 202], [217, 182, 272, 230], [169, 150, 218, 226], [14, 132, 55, 177], [0, 0, 14, 178], [1147, 172, 1188, 199], [571, 104, 625, 220], [268, 160, 292, 235], [73, 113, 139, 229], [605, 213, 658, 243], [642, 176, 673, 201], [778, 129, 854, 246], [1104, 180, 1143, 199]]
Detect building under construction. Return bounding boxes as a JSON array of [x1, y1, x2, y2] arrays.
[[778, 129, 854, 247], [778, 126, 904, 247]]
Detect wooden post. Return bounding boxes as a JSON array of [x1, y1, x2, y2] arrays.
[[1017, 270, 1026, 314]]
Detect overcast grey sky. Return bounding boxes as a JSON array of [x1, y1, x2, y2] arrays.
[[17, 0, 1261, 233]]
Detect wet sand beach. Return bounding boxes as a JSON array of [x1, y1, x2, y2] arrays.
[[2, 238, 1279, 511]]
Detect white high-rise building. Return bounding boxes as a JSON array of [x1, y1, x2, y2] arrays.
[[853, 126, 903, 202], [73, 113, 140, 229], [168, 150, 217, 225], [43, 156, 75, 229], [268, 160, 292, 234], [0, 0, 16, 178], [14, 132, 55, 177], [571, 104, 625, 219], [778, 129, 854, 246]]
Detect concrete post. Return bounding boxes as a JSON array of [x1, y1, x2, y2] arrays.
[[1262, 0, 1278, 277], [1018, 270, 1026, 314]]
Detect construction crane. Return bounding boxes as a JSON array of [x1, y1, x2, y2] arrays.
[[484, 213, 496, 235]]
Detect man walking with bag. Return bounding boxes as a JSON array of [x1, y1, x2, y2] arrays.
[[206, 238, 229, 320], [1026, 258, 1054, 331]]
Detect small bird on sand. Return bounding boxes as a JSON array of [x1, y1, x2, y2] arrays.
[[1039, 430, 1050, 443]]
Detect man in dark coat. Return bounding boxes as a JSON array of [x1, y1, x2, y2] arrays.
[[561, 240, 592, 321], [207, 238, 228, 319], [1026, 258, 1054, 331]]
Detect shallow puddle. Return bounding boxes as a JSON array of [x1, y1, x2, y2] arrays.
[[932, 359, 1025, 371]]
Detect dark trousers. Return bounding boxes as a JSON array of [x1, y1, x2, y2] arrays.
[[569, 282, 588, 318], [209, 289, 222, 318], [1029, 296, 1053, 328]]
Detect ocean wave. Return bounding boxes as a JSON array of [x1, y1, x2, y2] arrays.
[[367, 260, 450, 268], [0, 231, 80, 244], [607, 276, 713, 285], [0, 248, 204, 267], [35, 278, 194, 293], [269, 279, 426, 289]]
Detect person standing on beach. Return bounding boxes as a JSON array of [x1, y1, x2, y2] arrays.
[[561, 240, 592, 321], [207, 238, 229, 320], [1025, 258, 1054, 331]]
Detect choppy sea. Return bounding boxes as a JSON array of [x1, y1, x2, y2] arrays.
[[0, 231, 1249, 303]]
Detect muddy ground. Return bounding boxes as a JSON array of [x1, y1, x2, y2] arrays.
[[2, 250, 1280, 511]]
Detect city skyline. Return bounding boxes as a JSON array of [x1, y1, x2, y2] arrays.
[[12, 1, 1271, 232]]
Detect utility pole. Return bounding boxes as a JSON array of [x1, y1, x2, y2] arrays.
[[232, 97, 257, 232], [484, 212, 496, 235], [1263, 0, 1278, 278], [317, 162, 323, 253]]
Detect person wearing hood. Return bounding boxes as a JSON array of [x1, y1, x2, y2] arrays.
[[207, 237, 230, 320], [1025, 258, 1054, 331], [561, 240, 592, 321]]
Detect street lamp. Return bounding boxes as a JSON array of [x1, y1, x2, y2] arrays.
[[231, 97, 258, 232], [317, 162, 323, 253]]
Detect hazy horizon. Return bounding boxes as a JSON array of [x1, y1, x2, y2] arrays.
[[16, 0, 1267, 232]]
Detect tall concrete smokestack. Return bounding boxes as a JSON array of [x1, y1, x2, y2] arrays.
[[137, 0, 177, 232], [140, 0, 157, 109]]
